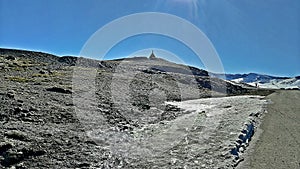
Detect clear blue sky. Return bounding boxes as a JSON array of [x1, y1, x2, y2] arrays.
[[0, 0, 299, 76]]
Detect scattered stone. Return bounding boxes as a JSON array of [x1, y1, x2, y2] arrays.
[[99, 62, 105, 68], [17, 100, 23, 103], [239, 147, 245, 153], [1, 148, 45, 167], [21, 148, 46, 157], [29, 107, 39, 112], [33, 82, 42, 85], [0, 142, 13, 154], [223, 105, 232, 108], [14, 107, 29, 114], [199, 110, 205, 114], [233, 158, 244, 167], [249, 112, 260, 117], [4, 131, 28, 141], [85, 140, 97, 145], [46, 87, 72, 94], [65, 103, 74, 106], [15, 162, 26, 169], [170, 158, 177, 165], [5, 56, 16, 61], [6, 90, 15, 99], [1, 149, 24, 167], [39, 70, 47, 74], [77, 162, 90, 168]]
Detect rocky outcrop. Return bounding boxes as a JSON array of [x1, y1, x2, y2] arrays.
[[46, 87, 72, 94]]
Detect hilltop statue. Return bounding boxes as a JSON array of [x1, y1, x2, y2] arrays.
[[149, 50, 156, 59]]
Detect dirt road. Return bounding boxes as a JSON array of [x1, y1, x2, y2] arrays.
[[238, 90, 300, 169]]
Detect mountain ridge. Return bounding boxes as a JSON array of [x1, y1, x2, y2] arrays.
[[0, 47, 277, 96], [211, 72, 299, 90]]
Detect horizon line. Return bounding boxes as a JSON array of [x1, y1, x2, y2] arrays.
[[0, 46, 298, 78]]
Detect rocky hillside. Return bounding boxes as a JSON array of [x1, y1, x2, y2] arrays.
[[0, 48, 273, 168]]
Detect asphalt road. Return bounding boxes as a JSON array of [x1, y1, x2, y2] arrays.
[[237, 90, 300, 169]]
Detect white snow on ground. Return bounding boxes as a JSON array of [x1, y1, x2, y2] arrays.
[[89, 95, 268, 168], [223, 79, 255, 90], [231, 78, 244, 83], [164, 95, 268, 167], [247, 78, 300, 89]]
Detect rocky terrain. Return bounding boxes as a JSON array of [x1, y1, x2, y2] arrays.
[[0, 48, 274, 168]]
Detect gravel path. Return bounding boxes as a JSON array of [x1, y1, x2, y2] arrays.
[[237, 90, 300, 169]]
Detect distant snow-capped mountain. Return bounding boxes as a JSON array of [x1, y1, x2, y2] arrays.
[[247, 76, 300, 89], [211, 73, 299, 89]]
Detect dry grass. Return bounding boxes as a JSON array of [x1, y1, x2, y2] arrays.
[[7, 76, 32, 83]]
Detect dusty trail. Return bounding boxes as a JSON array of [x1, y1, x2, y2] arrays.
[[237, 90, 300, 169]]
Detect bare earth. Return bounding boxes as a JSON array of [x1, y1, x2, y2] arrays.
[[237, 90, 300, 169]]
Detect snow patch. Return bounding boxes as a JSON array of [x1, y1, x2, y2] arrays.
[[231, 78, 244, 83], [166, 95, 268, 168]]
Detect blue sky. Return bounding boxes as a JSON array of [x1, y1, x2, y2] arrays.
[[0, 0, 299, 76]]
